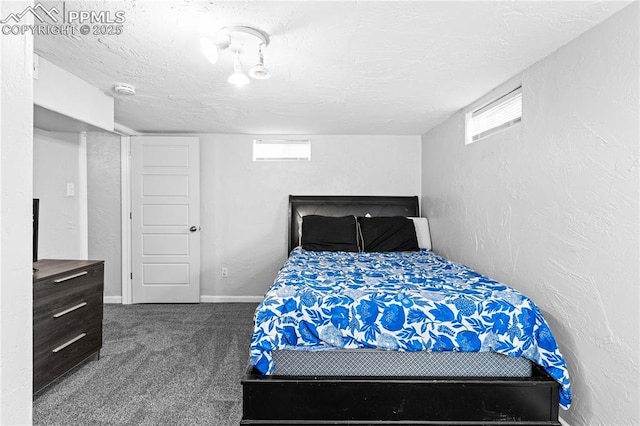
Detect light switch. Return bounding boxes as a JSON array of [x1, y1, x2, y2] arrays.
[[66, 183, 75, 197]]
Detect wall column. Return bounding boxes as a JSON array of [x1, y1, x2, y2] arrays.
[[0, 1, 34, 423]]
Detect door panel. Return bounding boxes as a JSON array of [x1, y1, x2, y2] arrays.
[[142, 145, 190, 167], [142, 234, 190, 255], [142, 175, 190, 196], [143, 264, 190, 285], [131, 136, 200, 303], [142, 205, 189, 226]]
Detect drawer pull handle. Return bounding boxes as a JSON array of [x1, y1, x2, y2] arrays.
[[54, 271, 88, 283], [52, 333, 87, 353], [53, 302, 88, 318]]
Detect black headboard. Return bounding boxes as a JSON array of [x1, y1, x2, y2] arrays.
[[288, 195, 419, 253]]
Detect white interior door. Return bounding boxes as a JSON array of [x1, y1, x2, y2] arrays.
[[131, 136, 200, 303]]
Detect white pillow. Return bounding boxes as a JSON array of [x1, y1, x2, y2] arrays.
[[409, 217, 432, 250]]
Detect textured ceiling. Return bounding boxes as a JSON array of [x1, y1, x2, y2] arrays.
[[35, 1, 631, 135]]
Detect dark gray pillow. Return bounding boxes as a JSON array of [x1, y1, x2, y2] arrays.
[[358, 216, 419, 252], [301, 215, 359, 252]]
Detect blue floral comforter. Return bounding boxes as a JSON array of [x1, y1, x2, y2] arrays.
[[250, 248, 571, 409]]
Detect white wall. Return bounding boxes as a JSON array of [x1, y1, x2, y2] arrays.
[[200, 134, 421, 300], [87, 131, 122, 300], [33, 128, 85, 259], [0, 1, 33, 422], [421, 4, 639, 425]]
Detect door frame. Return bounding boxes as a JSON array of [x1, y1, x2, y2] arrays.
[[120, 135, 132, 304]]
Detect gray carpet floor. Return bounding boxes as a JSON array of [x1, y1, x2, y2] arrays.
[[33, 303, 258, 426]]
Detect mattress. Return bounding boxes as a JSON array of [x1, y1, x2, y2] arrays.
[[272, 349, 532, 377], [251, 248, 572, 408]]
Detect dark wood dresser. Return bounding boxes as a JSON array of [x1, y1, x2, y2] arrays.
[[33, 259, 104, 394]]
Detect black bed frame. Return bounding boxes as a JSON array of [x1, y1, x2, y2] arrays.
[[242, 195, 560, 425]]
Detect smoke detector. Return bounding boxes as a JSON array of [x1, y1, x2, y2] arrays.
[[113, 83, 136, 96]]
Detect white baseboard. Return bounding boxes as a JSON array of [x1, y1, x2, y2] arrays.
[[559, 416, 570, 426], [104, 295, 123, 304], [200, 295, 264, 303], [103, 295, 263, 304]]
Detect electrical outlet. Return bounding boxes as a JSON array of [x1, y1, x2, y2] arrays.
[[221, 267, 229, 278]]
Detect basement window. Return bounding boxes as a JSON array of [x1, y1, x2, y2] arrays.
[[466, 86, 522, 144], [253, 139, 311, 161]]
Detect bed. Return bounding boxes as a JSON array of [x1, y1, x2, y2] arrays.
[[241, 195, 571, 425]]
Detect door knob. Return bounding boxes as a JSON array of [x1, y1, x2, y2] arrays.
[[190, 226, 198, 232]]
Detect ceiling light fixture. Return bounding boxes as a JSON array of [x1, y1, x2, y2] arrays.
[[200, 25, 271, 85]]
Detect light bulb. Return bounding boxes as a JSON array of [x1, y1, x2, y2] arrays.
[[228, 71, 250, 86], [200, 37, 218, 64], [248, 46, 271, 80], [228, 51, 250, 86], [249, 64, 271, 80]]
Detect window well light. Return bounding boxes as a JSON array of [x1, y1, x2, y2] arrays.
[[466, 86, 522, 144]]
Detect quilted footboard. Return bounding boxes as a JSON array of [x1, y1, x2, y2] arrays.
[[241, 364, 560, 425]]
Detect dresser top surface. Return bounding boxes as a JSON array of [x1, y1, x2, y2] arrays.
[[33, 259, 104, 282]]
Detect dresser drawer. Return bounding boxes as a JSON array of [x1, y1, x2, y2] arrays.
[[34, 264, 103, 309], [33, 320, 102, 392], [34, 293, 103, 351], [34, 278, 103, 326]]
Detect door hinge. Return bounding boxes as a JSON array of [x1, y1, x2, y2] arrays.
[[130, 212, 132, 219], [130, 272, 133, 279]]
